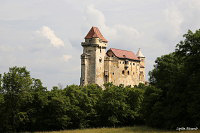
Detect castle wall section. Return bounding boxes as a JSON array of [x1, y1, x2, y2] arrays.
[[105, 51, 141, 87]]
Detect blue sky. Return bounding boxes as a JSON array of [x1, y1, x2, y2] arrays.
[[1, 0, 200, 89]]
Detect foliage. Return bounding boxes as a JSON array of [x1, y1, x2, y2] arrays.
[[144, 29, 200, 129], [0, 68, 144, 132]]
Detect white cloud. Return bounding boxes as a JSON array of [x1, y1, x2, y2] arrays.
[[164, 4, 183, 36], [38, 26, 64, 48], [187, 0, 200, 9], [84, 4, 141, 43], [2, 0, 200, 89], [0, 45, 13, 52], [85, 4, 105, 28], [62, 54, 72, 62]]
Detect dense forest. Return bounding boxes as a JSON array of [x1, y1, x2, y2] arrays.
[[0, 30, 199, 132]]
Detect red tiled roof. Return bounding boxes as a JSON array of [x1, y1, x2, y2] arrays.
[[108, 48, 140, 61], [85, 27, 108, 43]]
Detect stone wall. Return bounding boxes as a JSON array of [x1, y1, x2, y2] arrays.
[[104, 51, 144, 87], [80, 38, 145, 87], [80, 38, 107, 87]]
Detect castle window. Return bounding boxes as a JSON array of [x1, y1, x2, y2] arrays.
[[112, 72, 114, 75], [133, 63, 135, 65], [122, 70, 125, 75], [99, 58, 102, 63], [128, 71, 130, 75]]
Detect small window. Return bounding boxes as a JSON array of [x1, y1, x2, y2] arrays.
[[112, 55, 114, 57], [133, 63, 135, 65], [133, 72, 135, 75], [123, 62, 124, 64], [99, 58, 102, 63], [100, 48, 102, 53], [112, 72, 114, 75], [122, 71, 124, 74], [128, 71, 130, 75]]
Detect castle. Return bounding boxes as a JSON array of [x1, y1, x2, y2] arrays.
[[80, 27, 145, 87]]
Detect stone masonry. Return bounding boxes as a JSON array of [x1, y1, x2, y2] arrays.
[[80, 27, 145, 87]]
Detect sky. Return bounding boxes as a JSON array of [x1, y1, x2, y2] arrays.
[[1, 0, 200, 89]]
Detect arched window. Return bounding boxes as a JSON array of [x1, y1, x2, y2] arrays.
[[122, 70, 125, 75]]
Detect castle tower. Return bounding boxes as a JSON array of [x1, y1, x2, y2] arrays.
[[80, 27, 108, 86], [136, 48, 146, 83]]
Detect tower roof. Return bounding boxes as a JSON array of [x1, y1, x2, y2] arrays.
[[108, 48, 140, 61], [85, 27, 108, 43], [136, 48, 145, 58]]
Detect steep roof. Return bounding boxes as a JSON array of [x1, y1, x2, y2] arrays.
[[85, 27, 108, 43], [136, 48, 145, 57], [108, 48, 140, 61]]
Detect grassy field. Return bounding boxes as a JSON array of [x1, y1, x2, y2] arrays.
[[36, 126, 200, 133]]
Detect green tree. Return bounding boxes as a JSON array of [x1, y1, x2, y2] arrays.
[[176, 29, 200, 127], [98, 84, 141, 127], [145, 29, 200, 129], [0, 67, 33, 132], [38, 87, 70, 130], [126, 87, 144, 125], [63, 84, 102, 129], [141, 86, 163, 128], [27, 78, 48, 131]]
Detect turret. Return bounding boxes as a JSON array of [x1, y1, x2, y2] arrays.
[[136, 48, 145, 83], [136, 48, 145, 67]]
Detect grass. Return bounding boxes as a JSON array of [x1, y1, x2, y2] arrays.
[[35, 126, 200, 133]]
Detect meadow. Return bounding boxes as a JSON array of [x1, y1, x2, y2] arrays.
[[36, 126, 200, 133]]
